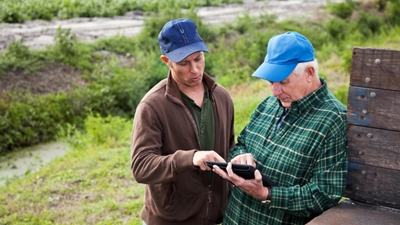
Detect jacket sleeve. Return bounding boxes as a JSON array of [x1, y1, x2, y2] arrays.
[[130, 101, 197, 184]]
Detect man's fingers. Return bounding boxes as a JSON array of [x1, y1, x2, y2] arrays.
[[255, 169, 262, 181], [199, 163, 208, 171], [231, 153, 255, 166], [213, 153, 226, 162], [226, 162, 246, 186], [226, 162, 234, 176], [194, 150, 226, 170], [212, 165, 228, 178]]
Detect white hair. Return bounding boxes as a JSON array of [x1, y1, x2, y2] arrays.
[[292, 59, 319, 77]]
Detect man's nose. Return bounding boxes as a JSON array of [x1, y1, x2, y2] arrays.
[[190, 62, 199, 73], [271, 83, 282, 96]]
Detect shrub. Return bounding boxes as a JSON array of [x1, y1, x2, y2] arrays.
[[0, 0, 244, 23], [49, 28, 94, 71], [386, 0, 400, 26], [93, 35, 137, 55], [64, 113, 132, 150], [0, 40, 44, 74], [357, 10, 384, 37], [0, 28, 94, 75], [328, 0, 356, 19], [324, 17, 349, 42], [0, 2, 25, 23], [207, 28, 277, 87], [0, 92, 87, 154]]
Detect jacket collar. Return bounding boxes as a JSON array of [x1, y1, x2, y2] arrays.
[[165, 70, 217, 101]]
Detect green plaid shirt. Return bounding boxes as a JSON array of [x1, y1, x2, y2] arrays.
[[224, 79, 348, 225]]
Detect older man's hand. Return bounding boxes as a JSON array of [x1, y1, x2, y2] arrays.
[[212, 161, 269, 201]]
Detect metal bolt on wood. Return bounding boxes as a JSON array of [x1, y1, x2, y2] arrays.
[[365, 77, 371, 83], [367, 133, 373, 138], [375, 58, 381, 64], [370, 92, 376, 98]]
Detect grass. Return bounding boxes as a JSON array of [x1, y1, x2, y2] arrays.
[[0, 115, 146, 224], [1, 146, 145, 224], [230, 79, 271, 134]]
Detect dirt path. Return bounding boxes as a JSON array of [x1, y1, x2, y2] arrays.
[[0, 0, 342, 52]]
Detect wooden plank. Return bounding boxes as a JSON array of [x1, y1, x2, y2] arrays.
[[307, 199, 400, 225], [348, 125, 400, 170], [350, 47, 400, 91], [346, 86, 400, 131], [345, 163, 400, 209]]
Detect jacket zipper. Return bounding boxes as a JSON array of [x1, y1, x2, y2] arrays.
[[205, 184, 212, 224]]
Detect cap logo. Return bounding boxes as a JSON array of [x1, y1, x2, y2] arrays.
[[175, 21, 189, 44]]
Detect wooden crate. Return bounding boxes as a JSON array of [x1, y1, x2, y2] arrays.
[[308, 47, 400, 224], [346, 47, 400, 209]]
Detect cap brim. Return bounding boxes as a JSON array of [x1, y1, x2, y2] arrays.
[[252, 62, 297, 82], [165, 41, 209, 63]]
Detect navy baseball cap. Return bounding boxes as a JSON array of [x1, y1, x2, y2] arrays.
[[158, 18, 209, 63], [252, 31, 315, 82]]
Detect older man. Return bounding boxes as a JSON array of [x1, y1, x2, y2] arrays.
[[212, 31, 348, 225]]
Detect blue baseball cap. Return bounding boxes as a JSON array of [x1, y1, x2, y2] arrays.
[[252, 31, 315, 82], [158, 18, 209, 63]]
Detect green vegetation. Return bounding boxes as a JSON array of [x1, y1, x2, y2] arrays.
[[1, 0, 400, 223], [0, 115, 143, 224], [2, 0, 400, 154], [0, 0, 242, 23]]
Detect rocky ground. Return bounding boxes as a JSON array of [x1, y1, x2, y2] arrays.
[[0, 0, 342, 52]]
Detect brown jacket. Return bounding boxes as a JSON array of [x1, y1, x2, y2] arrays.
[[130, 71, 235, 225]]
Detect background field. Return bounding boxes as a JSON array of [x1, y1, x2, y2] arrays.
[[1, 0, 400, 224]]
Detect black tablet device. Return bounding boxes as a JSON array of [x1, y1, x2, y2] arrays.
[[206, 161, 277, 187]]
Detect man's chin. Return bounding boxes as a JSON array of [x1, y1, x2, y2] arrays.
[[279, 101, 291, 108]]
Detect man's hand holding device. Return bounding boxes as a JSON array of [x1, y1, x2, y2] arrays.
[[206, 161, 277, 187], [208, 155, 277, 203]]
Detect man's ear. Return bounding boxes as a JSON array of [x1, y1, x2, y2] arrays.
[[306, 66, 315, 82], [160, 55, 169, 64]]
